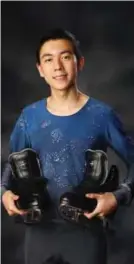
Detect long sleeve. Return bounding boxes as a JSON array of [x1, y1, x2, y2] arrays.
[[105, 109, 134, 205], [1, 111, 31, 196]]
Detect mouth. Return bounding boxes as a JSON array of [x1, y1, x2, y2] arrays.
[[53, 74, 67, 80]]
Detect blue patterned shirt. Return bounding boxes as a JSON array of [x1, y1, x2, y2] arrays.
[[2, 97, 134, 204]]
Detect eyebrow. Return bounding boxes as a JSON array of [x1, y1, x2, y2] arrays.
[[40, 50, 73, 59]]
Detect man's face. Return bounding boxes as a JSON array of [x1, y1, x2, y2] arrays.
[[37, 39, 84, 91]]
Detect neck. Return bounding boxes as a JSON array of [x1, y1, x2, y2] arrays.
[[48, 84, 81, 107], [46, 84, 89, 116]]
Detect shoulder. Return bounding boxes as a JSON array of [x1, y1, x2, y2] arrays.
[[88, 98, 124, 133], [88, 97, 113, 116], [21, 98, 46, 117], [91, 98, 124, 128], [87, 97, 122, 127]]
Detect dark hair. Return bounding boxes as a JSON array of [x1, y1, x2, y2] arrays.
[[42, 254, 71, 264], [36, 28, 82, 64]]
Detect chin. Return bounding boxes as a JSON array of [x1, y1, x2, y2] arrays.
[[52, 81, 74, 91], [52, 84, 71, 91]]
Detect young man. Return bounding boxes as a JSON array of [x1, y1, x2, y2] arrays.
[[1, 28, 134, 264]]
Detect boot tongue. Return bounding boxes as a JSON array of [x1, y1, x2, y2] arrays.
[[81, 149, 108, 188], [8, 148, 43, 180]]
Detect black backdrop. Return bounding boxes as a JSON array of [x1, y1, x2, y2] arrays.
[[1, 2, 134, 264]]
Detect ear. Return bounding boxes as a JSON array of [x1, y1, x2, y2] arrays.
[[78, 56, 85, 71], [36, 63, 44, 78]]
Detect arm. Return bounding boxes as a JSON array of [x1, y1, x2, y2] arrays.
[[1, 163, 13, 197], [105, 109, 134, 206], [84, 109, 134, 220], [1, 110, 31, 215], [1, 110, 31, 195]]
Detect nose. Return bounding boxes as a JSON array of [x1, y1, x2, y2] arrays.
[[53, 58, 63, 71]]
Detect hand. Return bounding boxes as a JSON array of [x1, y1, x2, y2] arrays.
[[2, 190, 28, 216], [84, 192, 118, 220]]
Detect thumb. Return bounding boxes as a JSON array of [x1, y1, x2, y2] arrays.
[[13, 194, 19, 200], [85, 193, 100, 199]]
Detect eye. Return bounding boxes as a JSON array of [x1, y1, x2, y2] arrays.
[[62, 54, 71, 60], [44, 58, 52, 63]]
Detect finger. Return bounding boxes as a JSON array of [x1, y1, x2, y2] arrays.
[[84, 207, 100, 219], [8, 208, 26, 216], [15, 207, 28, 215], [8, 209, 22, 216], [85, 193, 101, 199], [8, 204, 27, 215]]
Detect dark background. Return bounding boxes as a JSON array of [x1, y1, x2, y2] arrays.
[[1, 1, 134, 264]]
